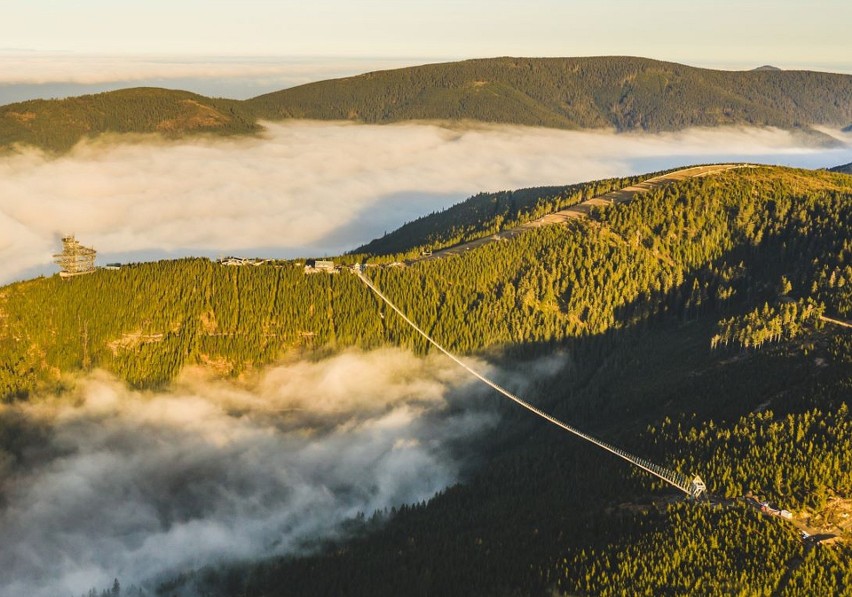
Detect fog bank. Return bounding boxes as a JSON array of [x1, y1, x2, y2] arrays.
[[0, 348, 499, 597], [1, 121, 850, 284], [0, 53, 421, 104]]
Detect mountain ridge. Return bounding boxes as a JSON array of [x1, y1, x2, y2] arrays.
[[247, 56, 852, 131], [2, 164, 848, 395], [2, 56, 852, 153], [2, 164, 850, 595]]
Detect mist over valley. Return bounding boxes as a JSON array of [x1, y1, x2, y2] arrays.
[[1, 14, 851, 593], [1, 121, 850, 284], [0, 350, 504, 597]]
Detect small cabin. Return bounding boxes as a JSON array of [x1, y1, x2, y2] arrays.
[[304, 259, 337, 274]]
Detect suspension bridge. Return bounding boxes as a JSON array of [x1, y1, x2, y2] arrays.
[[356, 270, 707, 500]]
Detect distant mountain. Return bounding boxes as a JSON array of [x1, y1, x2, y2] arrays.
[[830, 161, 852, 173], [247, 56, 852, 132], [2, 56, 852, 152], [752, 65, 781, 71], [0, 87, 258, 153]]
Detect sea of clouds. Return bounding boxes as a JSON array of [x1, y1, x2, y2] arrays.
[[0, 348, 503, 597], [1, 121, 850, 285], [0, 53, 421, 104], [2, 56, 851, 597]]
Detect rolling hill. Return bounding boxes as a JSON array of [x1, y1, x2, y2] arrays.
[[247, 56, 852, 133], [2, 56, 852, 153], [0, 87, 258, 153]]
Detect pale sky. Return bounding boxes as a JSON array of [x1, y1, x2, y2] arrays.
[[4, 0, 851, 71]]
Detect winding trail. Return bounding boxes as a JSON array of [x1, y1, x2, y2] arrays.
[[419, 164, 751, 262]]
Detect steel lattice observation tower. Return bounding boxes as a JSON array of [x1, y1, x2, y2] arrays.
[[53, 235, 97, 278]]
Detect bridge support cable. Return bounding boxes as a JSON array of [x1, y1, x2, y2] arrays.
[[356, 271, 706, 499]]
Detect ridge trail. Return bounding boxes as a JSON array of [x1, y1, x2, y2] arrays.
[[419, 164, 751, 262]]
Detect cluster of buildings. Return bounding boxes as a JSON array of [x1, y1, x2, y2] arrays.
[[218, 257, 270, 267], [758, 501, 794, 520], [746, 496, 793, 520]]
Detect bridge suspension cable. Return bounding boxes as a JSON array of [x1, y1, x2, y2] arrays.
[[356, 270, 706, 499]]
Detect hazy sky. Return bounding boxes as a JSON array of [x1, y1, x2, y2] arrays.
[[4, 0, 851, 71]]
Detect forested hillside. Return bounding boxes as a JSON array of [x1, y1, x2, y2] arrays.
[[2, 165, 851, 595], [2, 56, 852, 153], [1, 167, 849, 397], [354, 171, 664, 257], [181, 362, 852, 596], [0, 87, 258, 153], [248, 56, 852, 133], [159, 166, 851, 596], [831, 161, 852, 174]]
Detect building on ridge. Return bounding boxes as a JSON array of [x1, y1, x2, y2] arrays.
[[304, 259, 337, 274]]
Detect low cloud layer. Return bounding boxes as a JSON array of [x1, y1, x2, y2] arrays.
[[0, 54, 420, 103], [0, 348, 499, 597], [0, 53, 393, 86], [1, 121, 851, 284]]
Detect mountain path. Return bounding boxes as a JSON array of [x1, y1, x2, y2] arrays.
[[417, 164, 752, 262]]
